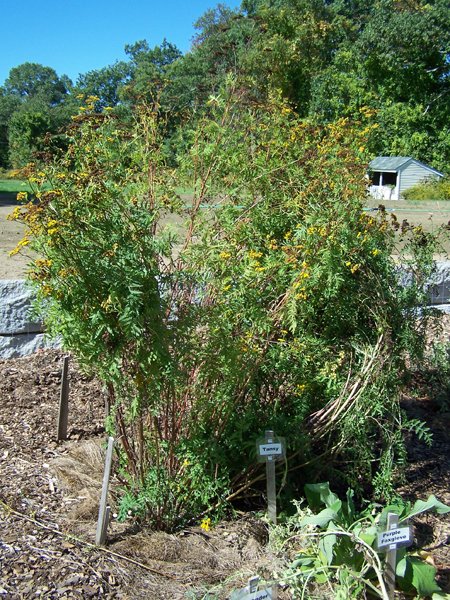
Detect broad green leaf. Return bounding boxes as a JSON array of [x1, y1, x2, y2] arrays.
[[397, 556, 442, 596], [292, 557, 315, 568], [380, 499, 410, 525], [396, 556, 408, 579], [315, 572, 329, 584], [344, 488, 356, 522], [319, 531, 337, 565], [304, 482, 340, 511], [432, 593, 450, 599], [300, 508, 338, 528], [403, 495, 450, 520], [359, 526, 378, 547]]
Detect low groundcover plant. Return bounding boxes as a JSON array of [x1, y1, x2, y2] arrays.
[[274, 482, 449, 599]]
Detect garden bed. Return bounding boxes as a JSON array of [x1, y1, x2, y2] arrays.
[[0, 349, 448, 598]]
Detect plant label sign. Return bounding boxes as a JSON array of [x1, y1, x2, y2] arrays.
[[230, 576, 273, 600], [230, 587, 272, 600], [260, 443, 282, 456], [256, 437, 285, 463], [377, 526, 412, 551]]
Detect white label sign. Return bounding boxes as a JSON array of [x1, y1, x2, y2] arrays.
[[377, 527, 412, 550], [231, 588, 272, 600], [259, 443, 282, 457]]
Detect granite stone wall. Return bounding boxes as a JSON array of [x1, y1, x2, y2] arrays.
[[0, 280, 59, 359], [427, 262, 450, 309]]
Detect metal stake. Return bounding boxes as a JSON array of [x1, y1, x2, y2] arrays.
[[265, 430, 277, 525], [57, 355, 70, 441], [385, 512, 399, 599], [96, 437, 114, 545]]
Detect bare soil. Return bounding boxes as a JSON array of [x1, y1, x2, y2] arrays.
[[0, 348, 448, 599], [0, 351, 282, 599], [0, 194, 33, 279]]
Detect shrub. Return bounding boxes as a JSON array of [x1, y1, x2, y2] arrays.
[[403, 175, 450, 201], [11, 89, 442, 529]]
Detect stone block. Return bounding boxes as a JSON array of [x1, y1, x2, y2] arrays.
[[0, 332, 59, 359], [426, 262, 450, 305], [0, 279, 60, 358], [0, 280, 42, 334]]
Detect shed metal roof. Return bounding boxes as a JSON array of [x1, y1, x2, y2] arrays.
[[369, 157, 412, 171], [369, 156, 443, 177]]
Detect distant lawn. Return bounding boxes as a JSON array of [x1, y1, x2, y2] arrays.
[[0, 179, 32, 194]]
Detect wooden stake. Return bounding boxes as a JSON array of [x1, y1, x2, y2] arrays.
[[96, 437, 114, 546], [265, 430, 277, 525], [248, 576, 259, 593], [385, 512, 399, 600], [57, 355, 70, 441]]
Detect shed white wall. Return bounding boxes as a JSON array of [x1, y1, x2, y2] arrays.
[[398, 162, 437, 197]]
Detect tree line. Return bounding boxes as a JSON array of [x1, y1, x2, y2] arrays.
[[1, 0, 448, 172]]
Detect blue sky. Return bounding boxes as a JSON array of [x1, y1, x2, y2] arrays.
[[1, 0, 241, 86]]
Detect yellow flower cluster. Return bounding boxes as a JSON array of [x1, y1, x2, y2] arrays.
[[304, 225, 327, 237], [241, 331, 259, 354], [103, 243, 119, 257], [101, 295, 113, 312], [359, 106, 377, 119], [35, 258, 52, 268], [346, 261, 360, 274], [9, 237, 30, 256], [40, 284, 53, 296], [47, 219, 59, 236], [58, 268, 72, 278], [295, 291, 308, 301], [7, 206, 22, 221]]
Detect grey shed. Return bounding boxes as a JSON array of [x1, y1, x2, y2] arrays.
[[368, 156, 443, 200]]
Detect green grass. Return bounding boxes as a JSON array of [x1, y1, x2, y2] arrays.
[[0, 179, 32, 194]]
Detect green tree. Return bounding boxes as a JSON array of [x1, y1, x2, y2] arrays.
[[305, 0, 450, 167], [123, 38, 182, 102], [355, 0, 449, 105], [163, 6, 257, 112], [4, 62, 71, 104], [8, 101, 52, 167], [0, 88, 20, 168], [2, 63, 75, 168], [239, 0, 335, 111], [75, 61, 132, 109]]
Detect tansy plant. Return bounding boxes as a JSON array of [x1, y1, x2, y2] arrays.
[[10, 86, 442, 529]]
